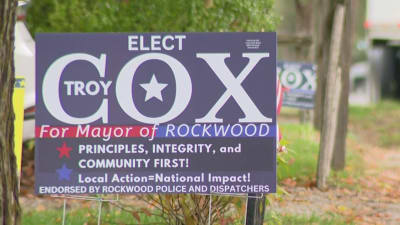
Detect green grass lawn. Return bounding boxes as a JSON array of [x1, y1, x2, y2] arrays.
[[349, 99, 400, 148], [278, 123, 319, 182], [277, 99, 400, 186], [264, 212, 354, 225], [23, 207, 352, 225], [22, 206, 164, 225], [277, 122, 364, 187]]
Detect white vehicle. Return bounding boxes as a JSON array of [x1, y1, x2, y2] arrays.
[[366, 0, 400, 101], [15, 1, 35, 141]]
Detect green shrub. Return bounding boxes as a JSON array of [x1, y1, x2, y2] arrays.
[[26, 0, 277, 35]]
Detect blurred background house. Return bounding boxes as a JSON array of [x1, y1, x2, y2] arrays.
[[366, 0, 400, 101], [275, 0, 400, 106]]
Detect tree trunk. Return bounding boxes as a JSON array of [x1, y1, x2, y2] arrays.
[[332, 0, 355, 171], [316, 4, 346, 190], [0, 0, 21, 224], [308, 0, 319, 63], [313, 0, 337, 130]]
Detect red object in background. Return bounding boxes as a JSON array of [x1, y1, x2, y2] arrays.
[[24, 106, 35, 114], [276, 78, 283, 115], [17, 15, 25, 21], [364, 20, 372, 29], [277, 79, 283, 142]]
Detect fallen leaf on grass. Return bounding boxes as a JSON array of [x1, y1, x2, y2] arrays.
[[327, 193, 336, 201], [132, 211, 141, 222], [36, 204, 46, 212], [281, 178, 296, 187], [344, 177, 355, 185], [303, 179, 316, 188], [288, 158, 296, 165], [141, 208, 152, 216], [337, 205, 354, 217]]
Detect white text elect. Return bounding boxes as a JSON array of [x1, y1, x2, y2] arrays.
[[42, 36, 273, 125]]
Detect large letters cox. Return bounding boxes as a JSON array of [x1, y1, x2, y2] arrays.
[[35, 33, 277, 194]]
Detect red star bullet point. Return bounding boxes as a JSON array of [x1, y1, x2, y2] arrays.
[[57, 142, 72, 159]]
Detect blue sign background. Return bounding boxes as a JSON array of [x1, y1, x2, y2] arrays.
[[35, 33, 277, 194]]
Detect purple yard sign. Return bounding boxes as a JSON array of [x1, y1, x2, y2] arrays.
[[35, 33, 277, 195]]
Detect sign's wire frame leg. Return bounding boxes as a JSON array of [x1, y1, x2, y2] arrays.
[[208, 194, 212, 225], [62, 198, 67, 225], [58, 193, 265, 225], [200, 192, 264, 225], [243, 194, 249, 225], [97, 199, 103, 225], [58, 194, 119, 225]]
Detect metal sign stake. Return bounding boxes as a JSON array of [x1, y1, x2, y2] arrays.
[[97, 199, 103, 225], [62, 198, 67, 225], [208, 195, 212, 225], [245, 193, 266, 225]]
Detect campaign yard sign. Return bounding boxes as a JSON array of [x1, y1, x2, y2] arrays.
[[277, 61, 316, 109], [35, 33, 277, 195]]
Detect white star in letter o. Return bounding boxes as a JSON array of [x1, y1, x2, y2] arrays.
[[140, 74, 168, 102]]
